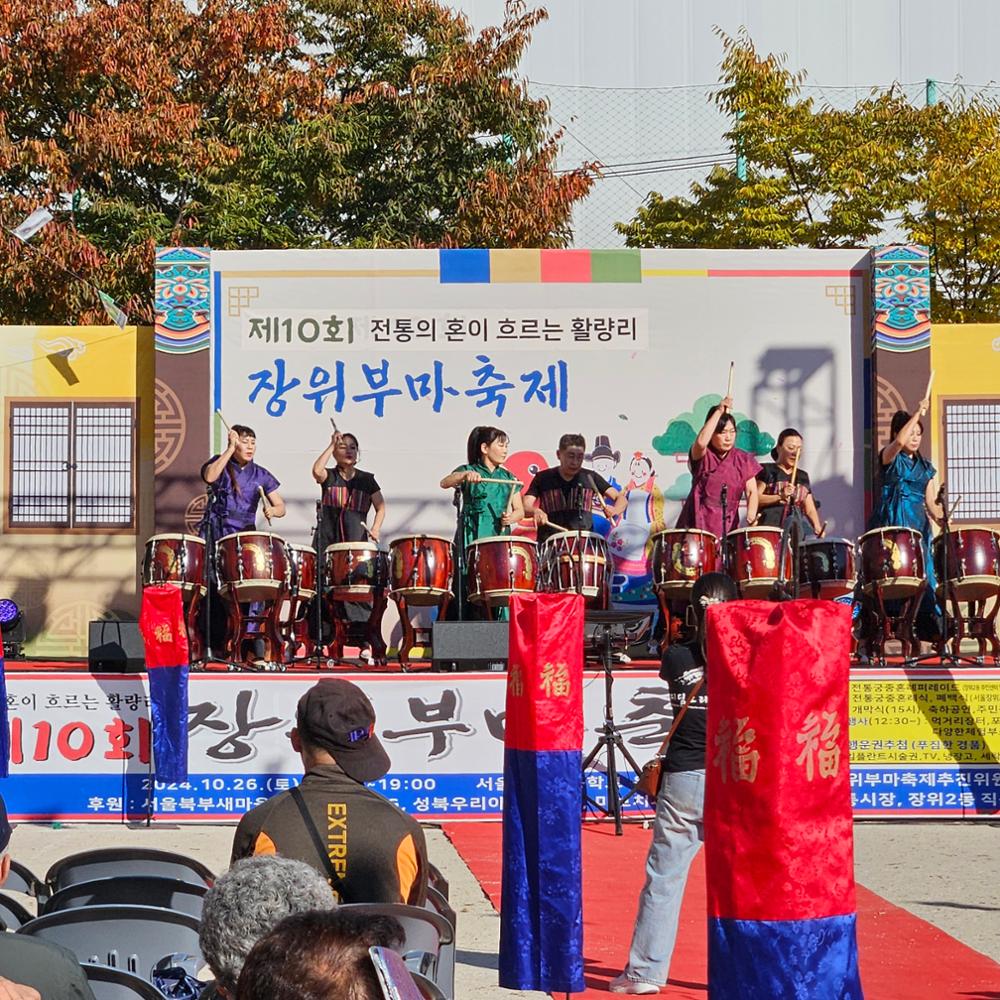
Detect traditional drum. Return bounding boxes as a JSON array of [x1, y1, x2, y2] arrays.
[[539, 530, 610, 607], [467, 536, 537, 605], [388, 534, 453, 606], [932, 526, 1000, 602], [324, 542, 388, 602], [142, 534, 206, 593], [286, 543, 317, 601], [858, 526, 925, 599], [799, 537, 857, 600], [650, 528, 718, 594], [215, 531, 289, 603], [723, 526, 793, 597]]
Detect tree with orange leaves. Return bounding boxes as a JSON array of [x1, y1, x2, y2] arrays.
[[0, 0, 593, 324]]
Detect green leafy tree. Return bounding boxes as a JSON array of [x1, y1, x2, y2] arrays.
[[616, 30, 1000, 320], [0, 0, 593, 324]]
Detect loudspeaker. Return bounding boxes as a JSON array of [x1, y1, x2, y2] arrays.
[[88, 620, 145, 672], [432, 622, 508, 672]]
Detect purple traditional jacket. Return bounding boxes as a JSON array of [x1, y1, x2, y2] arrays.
[[200, 456, 280, 540], [675, 447, 762, 537]]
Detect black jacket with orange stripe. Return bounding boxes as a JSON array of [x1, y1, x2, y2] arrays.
[[230, 764, 428, 905]]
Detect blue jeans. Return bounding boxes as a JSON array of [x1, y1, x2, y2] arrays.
[[622, 768, 705, 986]]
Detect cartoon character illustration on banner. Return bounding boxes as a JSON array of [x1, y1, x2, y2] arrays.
[[607, 450, 664, 608], [585, 435, 622, 538]]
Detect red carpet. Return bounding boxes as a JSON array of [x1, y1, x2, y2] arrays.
[[443, 821, 1000, 999]]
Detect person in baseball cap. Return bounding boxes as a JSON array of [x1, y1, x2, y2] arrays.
[[294, 679, 391, 783], [230, 680, 427, 905]]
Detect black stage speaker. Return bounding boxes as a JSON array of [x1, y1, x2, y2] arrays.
[[432, 622, 508, 672], [88, 620, 145, 672]]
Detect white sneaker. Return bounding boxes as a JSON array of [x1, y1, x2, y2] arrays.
[[608, 973, 659, 994]]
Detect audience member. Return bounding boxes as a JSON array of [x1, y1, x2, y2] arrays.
[[235, 909, 404, 1000], [0, 979, 41, 1000], [198, 855, 335, 998], [231, 679, 428, 905]]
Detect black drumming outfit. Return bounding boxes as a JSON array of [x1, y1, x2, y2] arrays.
[[755, 462, 814, 530], [524, 468, 611, 544], [315, 467, 382, 628]]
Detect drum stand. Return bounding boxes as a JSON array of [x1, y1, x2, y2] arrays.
[[581, 609, 651, 836], [772, 508, 806, 601], [906, 492, 989, 667]]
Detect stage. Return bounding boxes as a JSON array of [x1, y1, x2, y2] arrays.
[[2, 658, 998, 823]]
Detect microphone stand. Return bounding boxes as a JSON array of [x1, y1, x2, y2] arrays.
[[199, 481, 232, 669], [453, 487, 465, 622], [314, 499, 325, 669]]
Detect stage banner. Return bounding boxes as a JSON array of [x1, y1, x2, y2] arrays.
[[139, 586, 190, 783], [499, 593, 585, 994], [704, 600, 862, 999]]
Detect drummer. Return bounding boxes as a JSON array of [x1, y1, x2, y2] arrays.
[[755, 428, 824, 536], [870, 402, 943, 635], [675, 397, 760, 536], [522, 434, 626, 544], [311, 430, 385, 657], [201, 425, 285, 540], [440, 426, 526, 549], [311, 431, 385, 548]]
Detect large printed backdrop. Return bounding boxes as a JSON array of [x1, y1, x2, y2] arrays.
[[212, 248, 868, 611]]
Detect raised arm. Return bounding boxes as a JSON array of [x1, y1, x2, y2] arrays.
[[691, 396, 732, 462], [312, 433, 339, 484], [882, 399, 928, 466], [203, 429, 239, 483], [440, 467, 481, 489], [744, 476, 759, 526], [369, 491, 386, 541]]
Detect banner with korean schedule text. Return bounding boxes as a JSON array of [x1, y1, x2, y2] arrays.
[[0, 668, 997, 822]]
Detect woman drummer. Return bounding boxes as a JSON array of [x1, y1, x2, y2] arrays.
[[869, 402, 944, 635], [311, 431, 386, 658], [439, 426, 527, 548], [440, 426, 528, 618], [755, 427, 824, 536], [676, 396, 761, 536]]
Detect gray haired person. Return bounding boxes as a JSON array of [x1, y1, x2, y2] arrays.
[[198, 855, 335, 998]]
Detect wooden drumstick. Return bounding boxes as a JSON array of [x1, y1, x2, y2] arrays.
[[216, 409, 231, 433], [789, 451, 800, 487], [258, 485, 272, 525], [923, 369, 935, 403], [726, 361, 734, 400], [948, 494, 963, 520], [818, 520, 828, 538]]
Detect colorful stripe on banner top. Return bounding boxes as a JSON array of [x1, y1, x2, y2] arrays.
[[139, 585, 191, 784], [703, 599, 862, 1000]]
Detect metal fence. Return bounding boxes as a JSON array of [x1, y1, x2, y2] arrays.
[[531, 79, 994, 249]]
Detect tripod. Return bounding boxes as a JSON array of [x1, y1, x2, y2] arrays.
[[581, 609, 650, 836]]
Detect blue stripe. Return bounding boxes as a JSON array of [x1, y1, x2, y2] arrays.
[[148, 664, 189, 783], [213, 267, 222, 414], [499, 748, 584, 993], [709, 914, 863, 999]]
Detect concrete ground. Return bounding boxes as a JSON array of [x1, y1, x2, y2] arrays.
[[6, 819, 998, 996]]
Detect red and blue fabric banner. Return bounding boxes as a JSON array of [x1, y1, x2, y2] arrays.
[[499, 592, 585, 994], [704, 599, 863, 999], [0, 626, 8, 778], [139, 585, 190, 784]]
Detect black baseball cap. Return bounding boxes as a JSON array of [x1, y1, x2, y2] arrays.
[[0, 795, 11, 853], [295, 680, 390, 784]]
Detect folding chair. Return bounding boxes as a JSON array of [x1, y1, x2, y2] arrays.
[[6, 860, 43, 897], [45, 849, 215, 897], [18, 905, 202, 976], [337, 903, 455, 999], [0, 892, 34, 930], [43, 876, 207, 919], [82, 964, 167, 1000], [424, 886, 456, 998]]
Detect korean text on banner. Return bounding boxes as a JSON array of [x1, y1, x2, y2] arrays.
[[139, 585, 190, 784], [704, 600, 863, 1000], [499, 592, 585, 995]]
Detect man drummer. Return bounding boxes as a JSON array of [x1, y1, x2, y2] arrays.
[[202, 425, 286, 538], [523, 434, 626, 544]]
